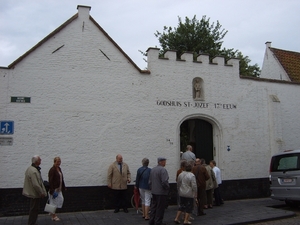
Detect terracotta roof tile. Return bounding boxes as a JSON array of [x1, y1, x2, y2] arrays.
[[270, 47, 300, 82]]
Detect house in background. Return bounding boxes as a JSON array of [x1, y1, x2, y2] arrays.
[[260, 42, 300, 82], [0, 5, 300, 216]]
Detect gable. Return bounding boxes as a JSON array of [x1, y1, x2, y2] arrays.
[[7, 5, 149, 74]]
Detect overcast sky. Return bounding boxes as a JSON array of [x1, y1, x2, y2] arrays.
[[1, 0, 299, 69]]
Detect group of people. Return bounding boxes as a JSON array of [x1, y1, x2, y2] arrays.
[[107, 154, 170, 225], [175, 145, 223, 224], [22, 155, 66, 225], [107, 147, 222, 225], [22, 149, 221, 225]]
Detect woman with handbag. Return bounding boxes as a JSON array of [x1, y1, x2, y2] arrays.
[[48, 157, 66, 221], [135, 158, 151, 220]]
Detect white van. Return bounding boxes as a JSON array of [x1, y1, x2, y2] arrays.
[[269, 149, 300, 207]]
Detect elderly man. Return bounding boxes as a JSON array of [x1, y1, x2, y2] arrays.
[[23, 155, 47, 225], [181, 145, 196, 163], [149, 157, 169, 225], [210, 160, 223, 206], [192, 158, 209, 216], [107, 154, 131, 213]]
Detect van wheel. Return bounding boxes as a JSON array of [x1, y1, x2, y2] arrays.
[[285, 200, 300, 208]]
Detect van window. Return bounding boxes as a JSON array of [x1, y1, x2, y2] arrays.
[[270, 153, 300, 172]]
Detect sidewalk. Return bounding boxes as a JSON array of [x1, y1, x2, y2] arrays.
[[0, 198, 295, 225]]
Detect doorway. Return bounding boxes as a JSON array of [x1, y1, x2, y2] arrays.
[[180, 119, 213, 164]]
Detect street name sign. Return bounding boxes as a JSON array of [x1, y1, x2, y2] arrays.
[[11, 96, 31, 103], [0, 137, 13, 146]]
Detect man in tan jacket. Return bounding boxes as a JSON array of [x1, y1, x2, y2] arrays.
[[107, 154, 131, 213], [23, 155, 47, 225]]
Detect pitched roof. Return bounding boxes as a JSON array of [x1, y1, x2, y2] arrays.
[[7, 13, 78, 69], [270, 47, 300, 82], [7, 6, 150, 74], [89, 16, 149, 74]]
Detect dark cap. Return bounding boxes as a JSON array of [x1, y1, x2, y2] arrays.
[[157, 157, 167, 162]]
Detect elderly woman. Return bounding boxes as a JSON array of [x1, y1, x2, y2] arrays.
[[48, 157, 66, 221], [135, 158, 151, 220], [174, 161, 197, 225]]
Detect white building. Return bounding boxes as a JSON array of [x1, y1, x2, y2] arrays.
[[1, 5, 300, 214]]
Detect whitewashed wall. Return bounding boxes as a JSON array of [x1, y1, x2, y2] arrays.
[[1, 6, 300, 189], [147, 48, 300, 182]]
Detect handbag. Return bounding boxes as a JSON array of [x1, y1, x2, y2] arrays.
[[44, 200, 57, 214], [43, 180, 50, 192]]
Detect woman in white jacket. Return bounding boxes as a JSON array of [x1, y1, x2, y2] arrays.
[[174, 161, 197, 225]]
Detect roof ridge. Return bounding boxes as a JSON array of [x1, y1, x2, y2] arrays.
[[270, 47, 300, 55]]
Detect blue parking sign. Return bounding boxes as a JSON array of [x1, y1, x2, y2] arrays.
[[0, 121, 14, 134]]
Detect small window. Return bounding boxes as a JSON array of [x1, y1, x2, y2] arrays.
[[271, 154, 300, 172]]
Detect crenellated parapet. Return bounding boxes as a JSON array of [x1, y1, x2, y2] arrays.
[[146, 47, 239, 68]]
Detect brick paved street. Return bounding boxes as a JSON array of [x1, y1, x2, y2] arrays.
[[0, 198, 297, 225]]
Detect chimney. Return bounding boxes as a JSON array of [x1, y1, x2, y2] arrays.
[[77, 5, 91, 18], [265, 41, 272, 48]]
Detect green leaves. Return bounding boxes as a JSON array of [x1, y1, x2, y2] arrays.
[[154, 15, 260, 77]]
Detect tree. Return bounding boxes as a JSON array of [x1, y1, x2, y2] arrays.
[[154, 15, 260, 77]]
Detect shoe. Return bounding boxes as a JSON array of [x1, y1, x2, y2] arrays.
[[197, 212, 206, 216], [51, 216, 60, 221], [183, 222, 192, 225], [174, 220, 181, 224], [114, 208, 119, 213], [145, 217, 150, 220], [189, 216, 194, 220], [123, 208, 128, 213]]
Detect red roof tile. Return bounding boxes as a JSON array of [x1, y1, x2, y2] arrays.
[[270, 47, 300, 82]]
